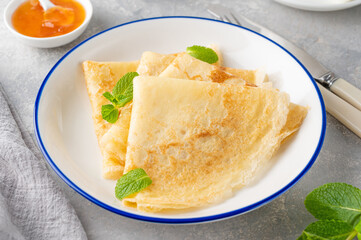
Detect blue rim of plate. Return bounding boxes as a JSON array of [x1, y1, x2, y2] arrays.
[[34, 16, 326, 224]]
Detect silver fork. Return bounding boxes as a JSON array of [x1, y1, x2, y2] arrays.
[[208, 6, 242, 25], [207, 4, 263, 36], [207, 4, 306, 55]]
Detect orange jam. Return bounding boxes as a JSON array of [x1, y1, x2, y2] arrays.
[[12, 0, 86, 38]]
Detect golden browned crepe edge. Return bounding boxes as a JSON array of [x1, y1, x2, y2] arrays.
[[223, 66, 308, 141], [222, 67, 268, 85], [280, 103, 308, 143], [82, 60, 139, 179]]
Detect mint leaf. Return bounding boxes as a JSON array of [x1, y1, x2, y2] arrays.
[[101, 72, 138, 123], [297, 220, 356, 240], [116, 95, 133, 108], [358, 232, 361, 240], [115, 168, 152, 200], [103, 92, 117, 105], [112, 72, 138, 105], [101, 104, 118, 123], [305, 183, 361, 228], [186, 45, 218, 64], [355, 220, 361, 233]]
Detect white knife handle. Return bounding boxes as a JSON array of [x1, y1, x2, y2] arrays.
[[317, 83, 361, 138], [330, 78, 361, 112]]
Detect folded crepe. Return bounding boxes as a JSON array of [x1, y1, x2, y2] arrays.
[[158, 53, 307, 143], [82, 51, 230, 180], [159, 52, 249, 84], [136, 52, 178, 76], [82, 61, 138, 179], [83, 51, 307, 180], [123, 76, 290, 212], [136, 44, 223, 76], [159, 52, 274, 90]]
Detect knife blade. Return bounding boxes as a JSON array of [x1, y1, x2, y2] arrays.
[[208, 4, 361, 112]]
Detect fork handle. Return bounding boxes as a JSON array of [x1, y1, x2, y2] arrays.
[[330, 78, 361, 112]]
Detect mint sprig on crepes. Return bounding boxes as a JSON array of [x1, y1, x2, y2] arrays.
[[101, 72, 139, 123], [186, 45, 218, 64]]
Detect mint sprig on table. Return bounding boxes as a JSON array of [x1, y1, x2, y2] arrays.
[[115, 168, 152, 200], [298, 183, 361, 240], [298, 220, 356, 240], [101, 72, 139, 123], [186, 45, 218, 64]]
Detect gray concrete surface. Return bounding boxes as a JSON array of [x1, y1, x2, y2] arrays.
[[1, 0, 361, 239]]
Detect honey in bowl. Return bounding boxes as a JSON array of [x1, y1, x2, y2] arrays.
[[12, 0, 86, 38]]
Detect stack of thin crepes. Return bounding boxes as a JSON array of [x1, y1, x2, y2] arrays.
[[82, 46, 308, 212]]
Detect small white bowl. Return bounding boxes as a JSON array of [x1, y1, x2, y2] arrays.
[[3, 0, 93, 48]]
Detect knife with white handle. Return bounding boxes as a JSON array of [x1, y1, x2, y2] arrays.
[[329, 78, 361, 111], [317, 83, 361, 138], [208, 4, 361, 138], [208, 4, 361, 112], [316, 71, 361, 111]]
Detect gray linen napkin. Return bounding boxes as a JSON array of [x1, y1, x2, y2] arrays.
[[0, 85, 87, 240]]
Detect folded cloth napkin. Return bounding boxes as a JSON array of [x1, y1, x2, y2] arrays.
[[0, 85, 87, 240]]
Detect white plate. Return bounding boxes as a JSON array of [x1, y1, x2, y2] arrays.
[[275, 0, 361, 11], [34, 17, 326, 224]]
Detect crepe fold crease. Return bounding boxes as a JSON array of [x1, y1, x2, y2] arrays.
[[122, 76, 290, 212]]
